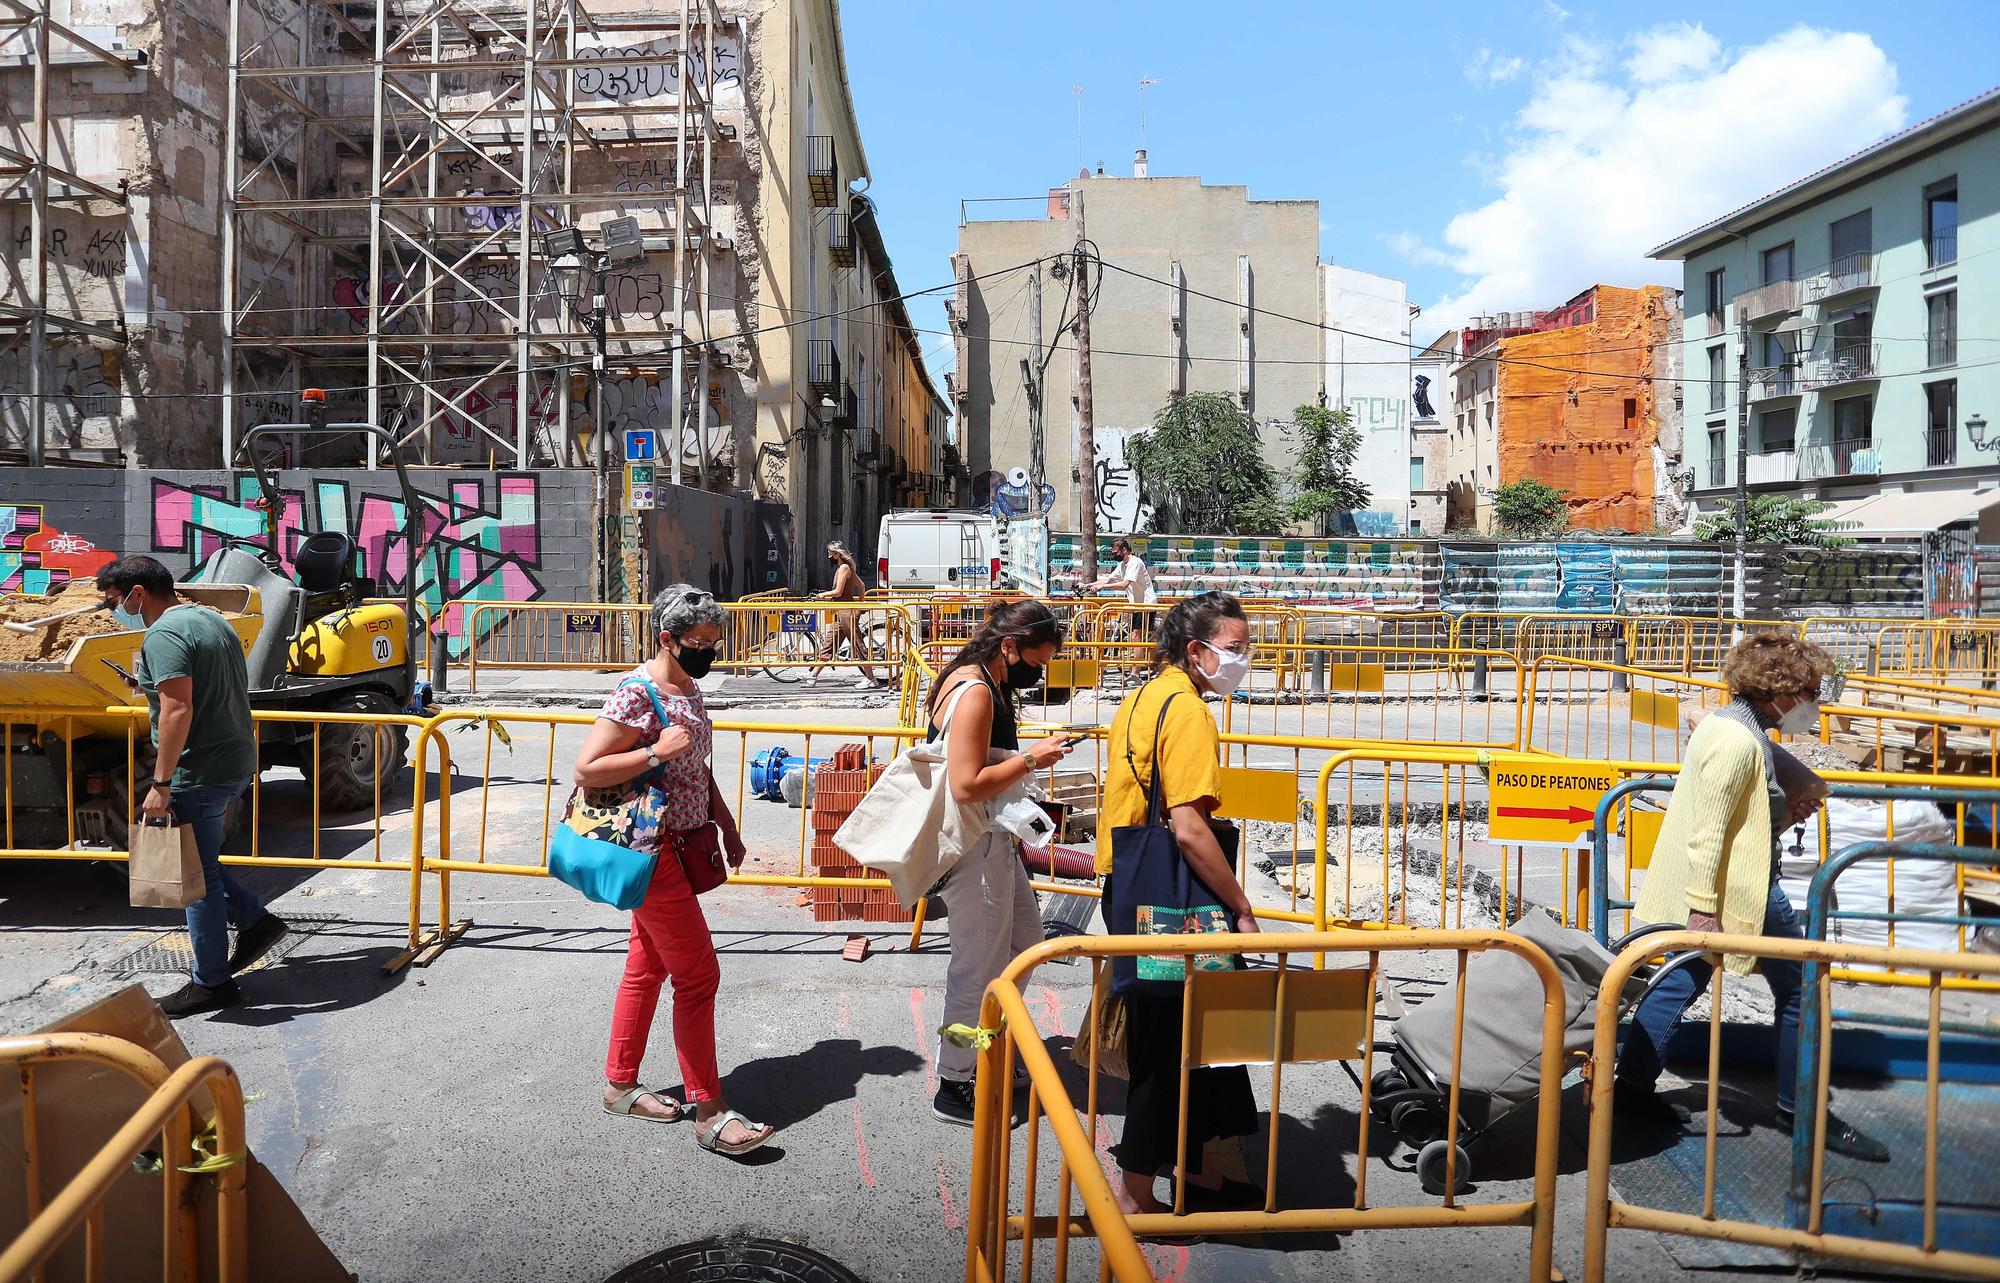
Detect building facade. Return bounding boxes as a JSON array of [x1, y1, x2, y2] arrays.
[[951, 163, 1322, 534], [1444, 285, 1683, 533], [1, 0, 936, 587], [1652, 88, 2000, 539], [1321, 264, 1412, 535]]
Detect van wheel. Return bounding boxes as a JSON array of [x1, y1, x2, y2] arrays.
[[316, 690, 409, 812]]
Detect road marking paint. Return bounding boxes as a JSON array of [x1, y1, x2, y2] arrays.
[[836, 991, 876, 1188], [936, 1156, 962, 1230], [910, 986, 937, 1095]]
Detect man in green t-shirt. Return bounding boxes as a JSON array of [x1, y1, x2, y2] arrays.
[[97, 555, 288, 1017]]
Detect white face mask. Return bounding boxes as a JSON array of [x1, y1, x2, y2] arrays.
[[1777, 697, 1819, 736], [108, 590, 146, 631], [1198, 640, 1251, 696]]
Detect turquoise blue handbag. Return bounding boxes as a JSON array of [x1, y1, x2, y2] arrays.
[[549, 679, 672, 910]]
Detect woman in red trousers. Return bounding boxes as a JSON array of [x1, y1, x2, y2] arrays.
[[572, 584, 773, 1157]]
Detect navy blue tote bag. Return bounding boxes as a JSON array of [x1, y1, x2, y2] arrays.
[[1105, 692, 1241, 996]]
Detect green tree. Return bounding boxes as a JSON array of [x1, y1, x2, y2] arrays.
[[1492, 479, 1570, 537], [1693, 495, 1853, 547], [1125, 392, 1285, 534], [1286, 404, 1372, 533]]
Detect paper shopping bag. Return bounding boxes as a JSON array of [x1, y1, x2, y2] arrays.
[[129, 818, 204, 909]]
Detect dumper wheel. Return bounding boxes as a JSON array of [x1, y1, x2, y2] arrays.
[[316, 690, 409, 812]]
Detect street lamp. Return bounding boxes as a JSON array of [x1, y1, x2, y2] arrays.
[[1676, 468, 1696, 499], [1968, 413, 1996, 453]]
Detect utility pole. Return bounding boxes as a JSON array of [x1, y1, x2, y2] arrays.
[[1073, 186, 1099, 575], [1732, 312, 1750, 629], [1026, 263, 1044, 505]]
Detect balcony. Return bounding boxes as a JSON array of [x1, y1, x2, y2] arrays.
[[1749, 365, 1800, 402], [1929, 229, 1957, 268], [852, 421, 877, 461], [1801, 439, 1882, 480], [1745, 449, 1798, 484], [1734, 277, 1800, 321], [1802, 343, 1880, 391], [827, 212, 854, 268], [806, 135, 838, 207], [832, 381, 856, 427], [1929, 427, 1959, 468], [807, 338, 840, 395], [1798, 252, 1877, 305]]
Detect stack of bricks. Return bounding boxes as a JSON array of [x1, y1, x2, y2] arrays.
[[807, 743, 911, 923]]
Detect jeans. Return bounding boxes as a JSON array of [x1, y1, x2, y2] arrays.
[[174, 780, 261, 989], [1616, 880, 1805, 1112], [604, 841, 722, 1100]]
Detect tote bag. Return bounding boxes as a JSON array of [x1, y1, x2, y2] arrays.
[[549, 678, 674, 910], [834, 680, 1002, 908], [1105, 692, 1239, 996]]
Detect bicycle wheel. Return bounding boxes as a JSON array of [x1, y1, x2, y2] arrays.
[[755, 631, 815, 683]]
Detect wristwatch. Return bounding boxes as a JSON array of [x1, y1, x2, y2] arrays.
[[1018, 749, 1037, 770], [644, 745, 662, 767]]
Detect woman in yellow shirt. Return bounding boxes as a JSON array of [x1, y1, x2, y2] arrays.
[[1100, 590, 1261, 1219], [1615, 633, 1885, 1161]]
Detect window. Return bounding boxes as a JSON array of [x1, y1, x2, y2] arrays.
[[1410, 455, 1425, 491], [1832, 395, 1873, 474], [1928, 290, 1957, 367], [1925, 177, 1958, 267], [1760, 241, 1794, 285], [1828, 210, 1871, 271], [1707, 345, 1726, 411], [1705, 267, 1726, 319], [1927, 381, 1957, 467], [1707, 425, 1726, 487], [1829, 308, 1875, 378], [1759, 407, 1797, 454]]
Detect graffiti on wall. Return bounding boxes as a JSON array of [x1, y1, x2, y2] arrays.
[[972, 468, 1055, 521], [1048, 533, 1431, 607], [149, 474, 548, 655], [1092, 427, 1154, 534], [572, 34, 743, 106], [0, 503, 116, 594], [645, 489, 792, 598], [0, 345, 120, 434]]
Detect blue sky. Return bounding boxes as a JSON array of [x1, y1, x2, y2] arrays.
[[841, 1, 2000, 369]]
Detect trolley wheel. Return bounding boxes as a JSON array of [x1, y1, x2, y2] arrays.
[[1368, 1069, 1408, 1122], [1416, 1139, 1471, 1196], [1389, 1098, 1444, 1148]]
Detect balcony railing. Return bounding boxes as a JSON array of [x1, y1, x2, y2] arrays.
[[806, 338, 839, 394], [1929, 427, 1959, 468], [807, 135, 837, 207], [1734, 277, 1799, 321], [1799, 251, 1877, 303], [1802, 343, 1880, 390], [1802, 439, 1881, 479], [833, 381, 857, 427], [1749, 365, 1799, 401], [1929, 228, 1957, 268], [1745, 449, 1797, 484], [827, 212, 854, 267]]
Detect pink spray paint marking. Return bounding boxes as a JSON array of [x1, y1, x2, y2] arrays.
[[936, 1157, 963, 1230], [836, 992, 876, 1188], [910, 986, 937, 1095]]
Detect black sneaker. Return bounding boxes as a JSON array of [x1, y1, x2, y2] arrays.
[[1777, 1107, 1890, 1163], [933, 1079, 979, 1127], [1612, 1079, 1688, 1131], [228, 913, 289, 974], [157, 980, 242, 1019]]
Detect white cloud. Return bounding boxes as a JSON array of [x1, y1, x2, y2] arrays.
[[1465, 46, 1526, 85], [1624, 22, 1720, 83], [1420, 25, 1907, 338], [1381, 230, 1454, 268]]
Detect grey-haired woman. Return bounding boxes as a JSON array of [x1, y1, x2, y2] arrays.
[[572, 585, 773, 1157]]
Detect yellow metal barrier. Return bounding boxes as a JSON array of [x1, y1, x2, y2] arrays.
[[1520, 657, 1729, 762], [0, 1032, 249, 1283], [1878, 621, 2000, 685], [1583, 931, 2000, 1282], [964, 929, 1568, 1283]]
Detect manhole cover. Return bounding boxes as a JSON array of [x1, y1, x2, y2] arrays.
[[103, 914, 336, 976], [604, 1236, 864, 1283]]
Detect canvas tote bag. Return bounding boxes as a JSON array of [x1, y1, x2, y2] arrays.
[[130, 817, 204, 909]]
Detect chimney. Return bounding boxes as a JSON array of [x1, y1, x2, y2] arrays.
[[1133, 148, 1149, 178]]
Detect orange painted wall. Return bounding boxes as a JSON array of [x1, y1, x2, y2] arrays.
[[1494, 285, 1672, 531]]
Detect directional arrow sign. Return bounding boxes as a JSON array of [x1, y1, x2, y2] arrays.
[[1485, 755, 1619, 843]]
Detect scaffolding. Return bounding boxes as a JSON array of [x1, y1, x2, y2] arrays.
[[220, 0, 729, 470], [0, 0, 142, 465]]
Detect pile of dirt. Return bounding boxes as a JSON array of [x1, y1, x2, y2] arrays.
[[0, 585, 124, 664]]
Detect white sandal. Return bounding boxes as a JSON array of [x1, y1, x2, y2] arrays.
[[695, 1108, 774, 1157], [603, 1085, 686, 1123]]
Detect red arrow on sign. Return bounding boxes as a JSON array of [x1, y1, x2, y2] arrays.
[[1496, 805, 1597, 825]]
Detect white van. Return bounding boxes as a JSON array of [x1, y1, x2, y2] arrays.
[[876, 510, 1002, 591]]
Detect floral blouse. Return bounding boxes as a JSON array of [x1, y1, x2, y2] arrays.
[[596, 669, 714, 841]]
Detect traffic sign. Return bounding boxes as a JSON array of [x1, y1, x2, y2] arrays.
[[624, 429, 657, 462], [625, 464, 656, 511], [1485, 754, 1618, 844]]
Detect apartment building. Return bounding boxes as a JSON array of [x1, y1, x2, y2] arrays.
[[1321, 264, 1413, 535], [1445, 285, 1682, 532], [1651, 86, 2000, 539], [951, 161, 1322, 533]]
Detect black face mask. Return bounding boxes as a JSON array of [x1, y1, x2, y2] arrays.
[[1005, 657, 1042, 689], [676, 645, 717, 679]]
